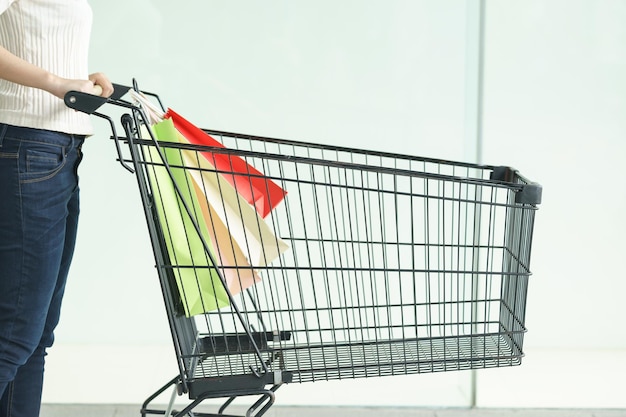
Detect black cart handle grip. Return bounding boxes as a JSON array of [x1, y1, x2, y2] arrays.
[[64, 83, 131, 114]]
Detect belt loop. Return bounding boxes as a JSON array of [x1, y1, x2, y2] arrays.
[[0, 124, 7, 147]]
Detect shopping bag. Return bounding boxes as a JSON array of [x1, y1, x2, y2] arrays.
[[178, 141, 290, 267], [144, 120, 230, 316], [131, 91, 288, 314], [144, 118, 288, 316], [165, 108, 287, 218], [143, 120, 239, 316], [190, 172, 262, 294]]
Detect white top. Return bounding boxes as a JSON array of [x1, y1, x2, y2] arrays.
[[0, 0, 94, 135]]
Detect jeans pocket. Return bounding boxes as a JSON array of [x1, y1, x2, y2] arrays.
[[27, 148, 64, 171], [21, 143, 67, 184]]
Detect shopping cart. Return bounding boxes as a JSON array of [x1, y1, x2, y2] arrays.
[[66, 82, 542, 417]]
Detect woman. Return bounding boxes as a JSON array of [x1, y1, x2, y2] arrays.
[[0, 1, 113, 415]]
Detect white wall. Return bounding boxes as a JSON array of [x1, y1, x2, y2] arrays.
[[42, 0, 626, 409], [477, 0, 626, 408]]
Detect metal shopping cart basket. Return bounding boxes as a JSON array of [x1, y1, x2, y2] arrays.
[[66, 83, 542, 417]]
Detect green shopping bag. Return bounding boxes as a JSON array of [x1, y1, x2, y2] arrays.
[[144, 119, 230, 316]]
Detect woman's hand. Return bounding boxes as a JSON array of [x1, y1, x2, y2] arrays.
[[50, 74, 113, 99], [89, 72, 114, 97]]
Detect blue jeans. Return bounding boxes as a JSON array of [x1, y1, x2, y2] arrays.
[[0, 124, 85, 417]]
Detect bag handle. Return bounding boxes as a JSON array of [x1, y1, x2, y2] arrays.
[[129, 89, 165, 125]]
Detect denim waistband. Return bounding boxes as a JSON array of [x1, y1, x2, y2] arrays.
[[0, 123, 86, 148]]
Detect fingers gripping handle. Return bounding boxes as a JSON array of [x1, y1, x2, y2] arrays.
[[92, 84, 103, 96]]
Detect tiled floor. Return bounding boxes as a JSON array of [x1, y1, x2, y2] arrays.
[[41, 404, 626, 417]]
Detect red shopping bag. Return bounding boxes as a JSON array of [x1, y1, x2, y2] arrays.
[[165, 108, 287, 218]]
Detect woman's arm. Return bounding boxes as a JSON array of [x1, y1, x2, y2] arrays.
[[0, 45, 113, 98]]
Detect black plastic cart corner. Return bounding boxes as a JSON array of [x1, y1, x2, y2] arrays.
[[66, 82, 542, 417]]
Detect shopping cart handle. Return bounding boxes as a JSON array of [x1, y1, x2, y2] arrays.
[[110, 83, 131, 100], [64, 90, 107, 114], [64, 83, 131, 114]]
